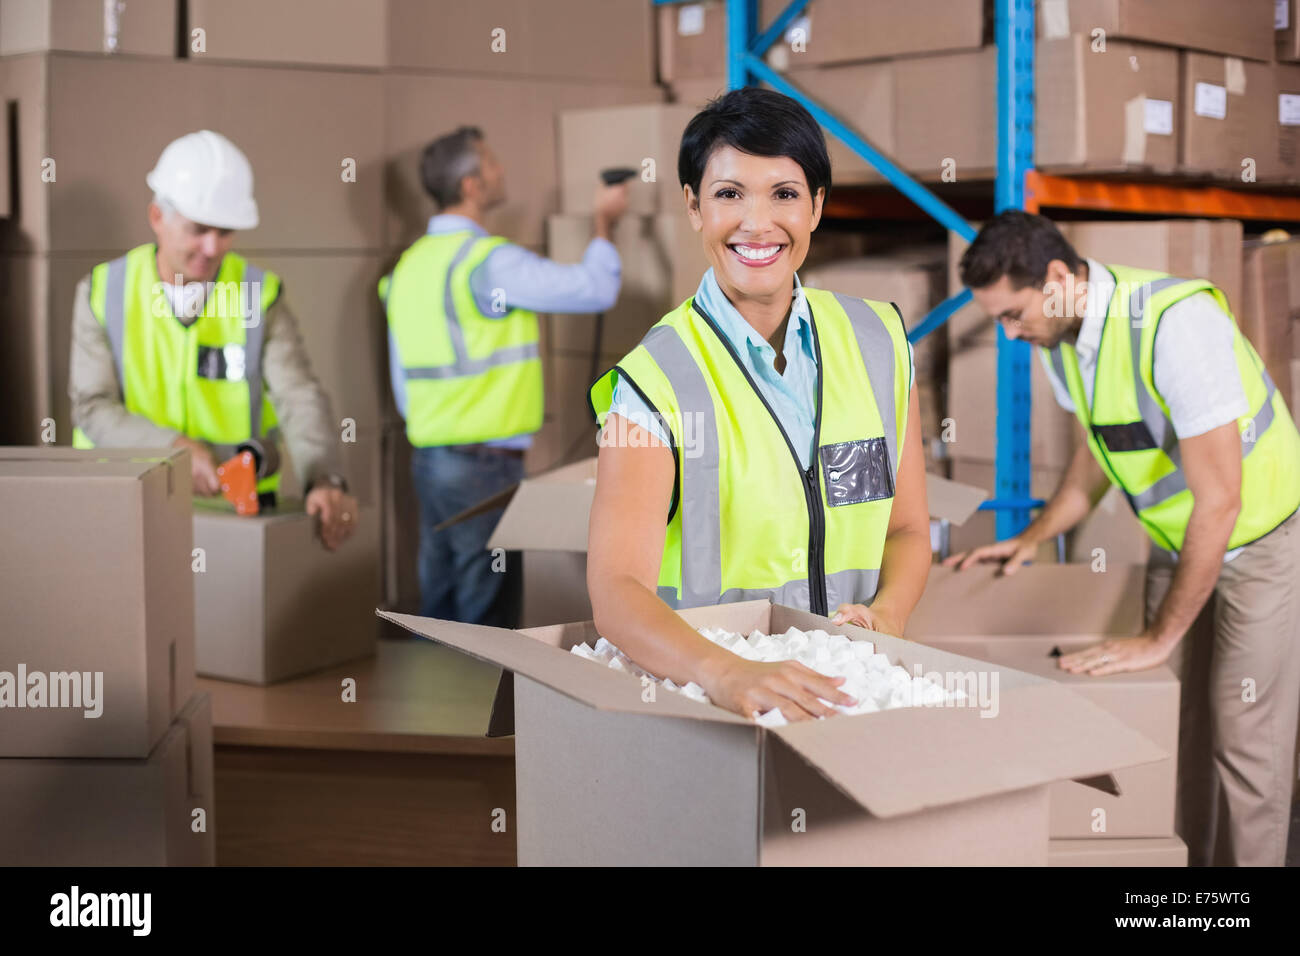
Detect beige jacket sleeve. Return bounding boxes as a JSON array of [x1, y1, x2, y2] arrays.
[[260, 291, 346, 492], [68, 275, 181, 447]]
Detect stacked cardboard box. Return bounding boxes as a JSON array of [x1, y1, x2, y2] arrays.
[[1241, 237, 1300, 399], [381, 587, 1165, 865], [911, 564, 1186, 865], [0, 447, 214, 864], [0, 0, 176, 56]]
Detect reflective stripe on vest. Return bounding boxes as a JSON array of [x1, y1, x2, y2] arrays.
[[382, 232, 543, 446], [74, 245, 283, 493], [592, 289, 907, 614], [1044, 265, 1300, 551]]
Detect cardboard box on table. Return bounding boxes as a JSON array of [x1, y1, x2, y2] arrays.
[[1048, 836, 1187, 867], [380, 598, 1164, 866], [0, 692, 215, 866], [480, 460, 994, 628], [192, 499, 380, 684], [909, 565, 1180, 840], [0, 447, 194, 757]]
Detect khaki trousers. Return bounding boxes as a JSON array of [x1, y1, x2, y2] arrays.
[[1145, 509, 1300, 867]]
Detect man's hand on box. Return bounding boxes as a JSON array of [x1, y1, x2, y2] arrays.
[[172, 435, 220, 496], [1058, 634, 1173, 676], [702, 656, 856, 723], [306, 485, 359, 551], [942, 536, 1038, 575]]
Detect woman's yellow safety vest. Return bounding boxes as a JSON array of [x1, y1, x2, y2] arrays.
[[1043, 263, 1300, 553], [380, 231, 542, 446], [71, 244, 283, 494], [589, 288, 911, 615]]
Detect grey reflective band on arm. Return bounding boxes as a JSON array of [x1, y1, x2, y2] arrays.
[[641, 323, 722, 609], [103, 255, 128, 389], [243, 264, 267, 440], [832, 293, 899, 473], [400, 236, 538, 381]]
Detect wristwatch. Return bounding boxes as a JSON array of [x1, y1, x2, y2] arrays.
[[309, 472, 350, 495]]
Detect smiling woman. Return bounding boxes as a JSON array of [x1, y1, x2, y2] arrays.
[[584, 87, 933, 724]]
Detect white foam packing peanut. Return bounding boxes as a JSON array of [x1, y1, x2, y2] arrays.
[[569, 626, 965, 726]]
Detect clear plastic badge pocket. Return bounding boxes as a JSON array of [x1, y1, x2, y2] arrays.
[[819, 437, 893, 507]]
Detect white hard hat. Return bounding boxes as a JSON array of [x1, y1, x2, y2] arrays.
[[146, 130, 259, 230]]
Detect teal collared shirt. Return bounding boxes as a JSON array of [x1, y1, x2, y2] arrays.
[[610, 267, 820, 469]]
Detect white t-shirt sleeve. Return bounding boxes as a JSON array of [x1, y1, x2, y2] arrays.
[[607, 377, 671, 446], [1152, 292, 1249, 438], [1038, 348, 1076, 412]]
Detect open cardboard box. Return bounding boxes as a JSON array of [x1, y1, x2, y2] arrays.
[[379, 600, 1166, 866], [454, 458, 989, 627], [910, 565, 1179, 839]]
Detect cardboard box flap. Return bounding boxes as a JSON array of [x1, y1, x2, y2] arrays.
[[768, 682, 1165, 819], [486, 469, 597, 552], [926, 474, 988, 526], [433, 485, 518, 533], [377, 611, 752, 726]]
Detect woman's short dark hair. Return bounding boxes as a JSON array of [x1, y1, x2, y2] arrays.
[[678, 87, 831, 206], [959, 210, 1083, 290], [420, 125, 483, 209]]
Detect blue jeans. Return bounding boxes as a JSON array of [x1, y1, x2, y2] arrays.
[[411, 444, 524, 626]]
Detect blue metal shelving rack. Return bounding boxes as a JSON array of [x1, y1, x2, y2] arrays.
[[654, 0, 1042, 538]]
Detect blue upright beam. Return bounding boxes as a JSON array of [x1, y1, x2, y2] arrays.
[[993, 0, 1036, 540]]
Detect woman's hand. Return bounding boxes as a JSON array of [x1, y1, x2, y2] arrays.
[[698, 655, 857, 722], [831, 602, 902, 637]]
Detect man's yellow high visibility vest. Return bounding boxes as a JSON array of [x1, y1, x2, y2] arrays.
[[1043, 263, 1300, 552], [590, 289, 911, 615], [380, 231, 542, 446], [72, 243, 283, 494]]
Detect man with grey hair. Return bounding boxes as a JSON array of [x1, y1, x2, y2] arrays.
[[382, 125, 627, 625], [69, 129, 358, 551]]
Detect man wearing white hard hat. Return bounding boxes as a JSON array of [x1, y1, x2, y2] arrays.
[[68, 130, 358, 550]]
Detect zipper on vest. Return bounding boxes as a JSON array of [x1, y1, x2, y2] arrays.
[[692, 300, 829, 616]]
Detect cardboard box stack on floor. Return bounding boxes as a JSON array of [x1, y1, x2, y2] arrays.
[[909, 564, 1186, 865], [0, 447, 214, 865], [944, 218, 1245, 564], [380, 591, 1165, 865]]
